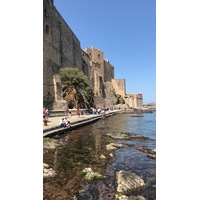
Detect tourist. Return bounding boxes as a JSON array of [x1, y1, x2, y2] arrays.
[[59, 118, 66, 127], [65, 117, 71, 127], [43, 108, 47, 120], [65, 108, 70, 116], [76, 108, 81, 117], [102, 110, 107, 119], [97, 108, 101, 114], [45, 108, 49, 121]]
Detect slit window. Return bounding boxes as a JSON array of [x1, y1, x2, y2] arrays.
[[44, 9, 47, 18], [46, 25, 49, 34]]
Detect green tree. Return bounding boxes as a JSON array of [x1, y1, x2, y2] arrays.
[[59, 67, 94, 108]]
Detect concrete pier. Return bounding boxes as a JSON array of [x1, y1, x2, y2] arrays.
[[43, 110, 120, 137]]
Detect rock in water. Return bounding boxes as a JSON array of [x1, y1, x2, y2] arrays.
[[116, 170, 145, 194], [82, 167, 106, 181], [117, 195, 146, 200]]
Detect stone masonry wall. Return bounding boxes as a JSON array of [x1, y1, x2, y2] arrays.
[[44, 0, 83, 104], [84, 47, 105, 98], [104, 59, 114, 82], [111, 79, 126, 97]]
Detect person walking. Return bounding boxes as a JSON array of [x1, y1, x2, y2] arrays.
[[76, 108, 81, 117], [65, 108, 69, 116]]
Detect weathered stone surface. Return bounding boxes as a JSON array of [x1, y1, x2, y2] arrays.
[[82, 167, 106, 181], [43, 165, 56, 178], [100, 154, 106, 159], [106, 143, 126, 151], [117, 194, 146, 200], [109, 153, 114, 157], [135, 146, 156, 159], [116, 170, 145, 194], [106, 132, 149, 141], [43, 163, 49, 169], [43, 138, 63, 149]]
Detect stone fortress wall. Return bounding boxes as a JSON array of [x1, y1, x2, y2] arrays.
[[43, 0, 143, 109]]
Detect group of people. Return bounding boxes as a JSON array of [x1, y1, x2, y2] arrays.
[[59, 117, 71, 128]]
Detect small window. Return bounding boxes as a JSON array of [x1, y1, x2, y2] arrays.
[[98, 54, 100, 59], [46, 25, 49, 34], [44, 9, 47, 18]]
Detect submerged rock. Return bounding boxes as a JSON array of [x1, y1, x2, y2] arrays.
[[106, 132, 149, 141], [43, 138, 63, 149], [117, 194, 146, 200], [116, 170, 145, 194], [82, 167, 106, 181], [100, 154, 106, 159], [106, 143, 126, 151], [109, 153, 114, 157], [134, 146, 156, 159], [130, 115, 144, 118]]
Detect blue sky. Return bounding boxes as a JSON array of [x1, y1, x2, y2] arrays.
[[54, 0, 156, 104]]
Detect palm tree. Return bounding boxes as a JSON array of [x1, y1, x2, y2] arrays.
[[59, 67, 94, 108]]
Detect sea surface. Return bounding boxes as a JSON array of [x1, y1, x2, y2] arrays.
[[44, 110, 156, 200]]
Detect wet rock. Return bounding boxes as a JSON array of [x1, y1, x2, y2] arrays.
[[130, 115, 144, 117], [147, 154, 156, 159], [116, 170, 145, 194], [100, 155, 106, 159], [43, 168, 56, 178], [135, 146, 156, 159], [82, 167, 106, 181], [107, 132, 130, 139], [43, 162, 56, 178], [106, 143, 126, 151], [116, 194, 146, 200], [106, 132, 149, 141], [109, 153, 114, 157], [43, 138, 63, 149], [43, 163, 49, 168]]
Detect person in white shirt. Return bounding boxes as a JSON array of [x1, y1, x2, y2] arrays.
[[59, 118, 66, 127]]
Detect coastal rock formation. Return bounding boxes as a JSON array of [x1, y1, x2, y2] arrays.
[[43, 138, 63, 149], [135, 146, 156, 159], [116, 170, 145, 194], [117, 194, 146, 200], [43, 163, 56, 178], [106, 143, 126, 151], [82, 167, 106, 181], [106, 132, 149, 141]]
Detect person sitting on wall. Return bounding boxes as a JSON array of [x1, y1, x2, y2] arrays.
[[65, 117, 71, 127], [102, 110, 107, 119], [59, 118, 66, 127]]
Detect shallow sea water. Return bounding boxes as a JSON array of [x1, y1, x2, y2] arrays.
[[43, 111, 156, 200]]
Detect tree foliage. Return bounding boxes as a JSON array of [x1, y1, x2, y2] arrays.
[[59, 67, 90, 89], [59, 67, 94, 108]]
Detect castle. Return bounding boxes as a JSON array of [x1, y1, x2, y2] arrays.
[[43, 0, 143, 109]]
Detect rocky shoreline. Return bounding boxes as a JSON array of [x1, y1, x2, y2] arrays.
[[43, 128, 155, 199]]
